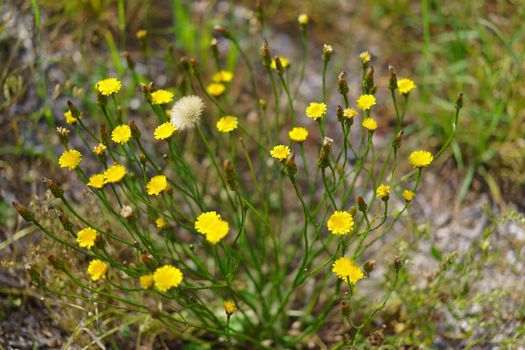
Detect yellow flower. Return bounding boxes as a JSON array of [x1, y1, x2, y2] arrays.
[[151, 89, 174, 105], [146, 175, 168, 196], [343, 108, 358, 120], [153, 265, 183, 292], [359, 51, 371, 63], [96, 78, 121, 96], [207, 83, 226, 96], [398, 78, 416, 95], [376, 184, 390, 200], [356, 94, 376, 110], [195, 211, 230, 244], [270, 56, 289, 70], [64, 110, 77, 124], [103, 164, 127, 184], [92, 143, 106, 155], [305, 102, 327, 120], [270, 145, 291, 161], [87, 174, 105, 189], [87, 259, 108, 281], [297, 14, 309, 25], [288, 127, 309, 142], [361, 117, 378, 131], [154, 122, 176, 140], [216, 116, 239, 133], [332, 257, 365, 284], [140, 274, 154, 289], [327, 211, 354, 235], [409, 150, 433, 168], [156, 217, 167, 229], [76, 227, 98, 249], [212, 70, 233, 83], [59, 149, 82, 171], [224, 300, 236, 316], [403, 189, 415, 202], [136, 29, 147, 39], [111, 124, 131, 144]]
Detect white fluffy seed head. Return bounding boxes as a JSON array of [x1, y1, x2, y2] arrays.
[[170, 95, 205, 130]]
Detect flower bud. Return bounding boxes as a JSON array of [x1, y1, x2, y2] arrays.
[[141, 82, 154, 104], [298, 14, 309, 29], [139, 153, 147, 166], [13, 202, 35, 222], [48, 255, 66, 271], [363, 66, 376, 95], [67, 100, 82, 120], [259, 99, 267, 110], [189, 58, 198, 75], [56, 127, 70, 147], [224, 160, 238, 191], [317, 137, 333, 169], [392, 129, 404, 150], [95, 234, 106, 249], [96, 91, 107, 106], [58, 210, 73, 232], [284, 152, 297, 179], [340, 300, 352, 317], [213, 25, 232, 40], [210, 38, 219, 62], [338, 71, 349, 96], [322, 44, 333, 63], [348, 206, 357, 217], [274, 56, 285, 75], [357, 196, 367, 213], [336, 105, 344, 123], [388, 65, 398, 91], [392, 256, 402, 271], [364, 260, 376, 274], [100, 124, 110, 146], [26, 264, 44, 287], [46, 179, 64, 199], [261, 40, 271, 68], [123, 51, 135, 70], [129, 121, 141, 139], [140, 252, 157, 270], [456, 92, 464, 110]]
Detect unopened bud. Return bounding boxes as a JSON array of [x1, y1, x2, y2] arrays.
[[56, 127, 70, 147], [388, 65, 398, 91], [189, 58, 198, 75], [348, 206, 357, 217], [224, 160, 238, 191], [100, 124, 110, 146], [26, 264, 44, 287], [392, 256, 402, 271], [322, 44, 333, 63], [13, 202, 35, 222], [259, 99, 267, 110], [46, 179, 64, 199], [274, 56, 285, 75], [456, 92, 464, 110], [140, 252, 157, 270], [364, 260, 376, 274], [340, 300, 352, 317], [317, 137, 333, 169], [141, 82, 154, 104], [58, 211, 73, 232], [393, 130, 404, 150], [363, 66, 376, 94], [48, 255, 66, 271], [95, 235, 105, 249], [139, 153, 147, 165], [210, 38, 219, 62], [129, 121, 141, 139], [338, 72, 349, 96], [213, 25, 232, 39], [261, 41, 271, 67], [284, 152, 297, 179], [336, 105, 344, 123], [67, 100, 82, 120], [357, 196, 367, 213], [123, 52, 135, 70], [96, 91, 107, 106]]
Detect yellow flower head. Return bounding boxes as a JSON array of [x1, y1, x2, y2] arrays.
[[140, 274, 154, 289], [332, 257, 365, 284], [207, 83, 226, 96], [376, 184, 390, 200], [224, 300, 236, 316], [356, 94, 376, 110], [212, 70, 234, 83], [153, 265, 183, 292], [216, 116, 239, 133], [151, 89, 174, 105], [270, 145, 291, 161], [361, 118, 378, 132], [195, 211, 229, 244], [327, 211, 354, 235], [87, 259, 108, 281], [146, 175, 168, 196], [96, 78, 121, 96], [403, 189, 415, 202], [306, 102, 327, 120], [87, 174, 105, 189], [288, 127, 309, 142], [398, 78, 416, 95], [409, 150, 433, 168], [76, 227, 98, 249], [297, 14, 309, 25], [103, 164, 127, 184], [343, 108, 358, 120], [111, 124, 131, 144], [155, 217, 167, 229], [270, 56, 289, 70], [59, 149, 82, 171], [93, 143, 107, 155], [154, 122, 176, 140], [359, 51, 371, 64], [64, 110, 77, 124], [136, 29, 147, 39]]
